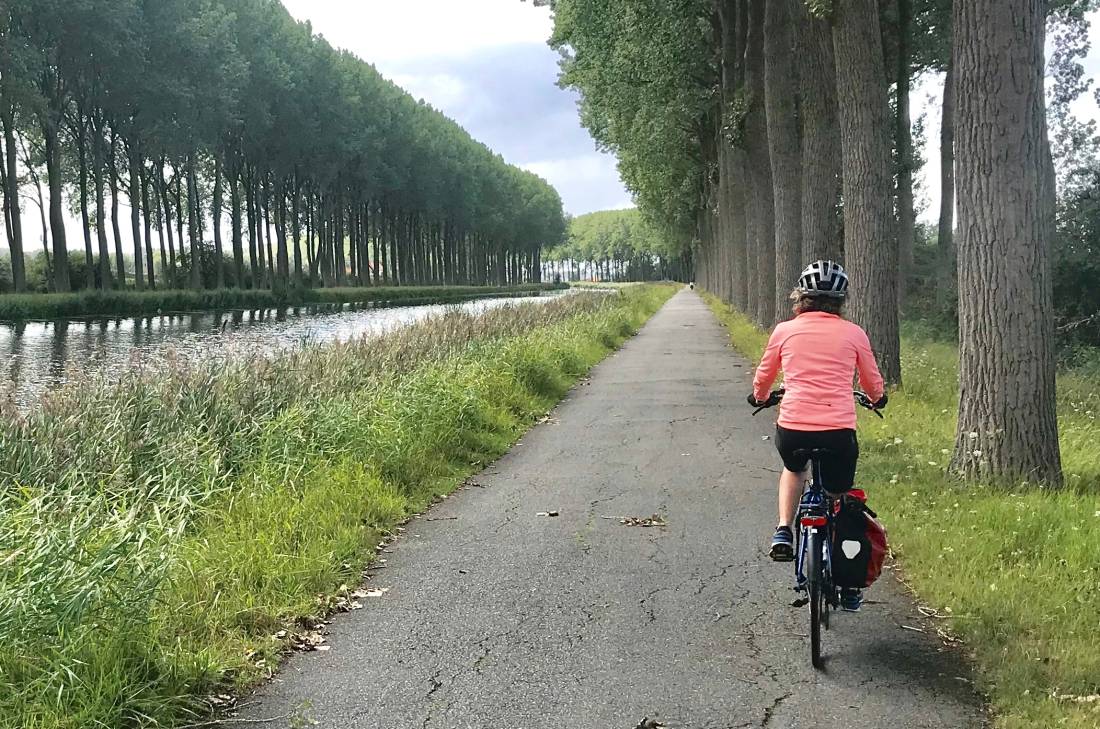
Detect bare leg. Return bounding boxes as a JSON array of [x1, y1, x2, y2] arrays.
[[778, 468, 805, 528]]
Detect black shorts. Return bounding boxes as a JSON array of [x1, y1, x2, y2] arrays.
[[775, 426, 859, 493]]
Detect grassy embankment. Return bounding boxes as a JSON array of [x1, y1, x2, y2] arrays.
[[703, 292, 1100, 729], [0, 284, 678, 729], [0, 282, 565, 321]]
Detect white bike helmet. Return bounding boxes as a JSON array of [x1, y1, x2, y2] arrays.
[[797, 260, 849, 298]]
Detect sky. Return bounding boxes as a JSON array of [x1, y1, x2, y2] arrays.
[[283, 2, 1100, 227], [279, 0, 633, 217], [13, 3, 1100, 250]]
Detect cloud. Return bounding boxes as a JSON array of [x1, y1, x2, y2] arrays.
[[280, 0, 630, 216], [524, 156, 635, 214], [281, 0, 555, 62]]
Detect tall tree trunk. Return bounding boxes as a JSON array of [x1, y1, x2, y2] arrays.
[[41, 98, 70, 292], [245, 169, 259, 287], [1, 135, 11, 248], [949, 0, 1061, 485], [937, 50, 957, 307], [263, 177, 275, 284], [292, 181, 303, 286], [765, 0, 803, 321], [159, 161, 177, 283], [797, 3, 842, 262], [718, 0, 748, 310], [128, 144, 145, 290], [275, 179, 289, 286], [92, 124, 113, 290], [1, 106, 26, 292], [108, 135, 126, 287], [746, 0, 775, 326], [186, 154, 202, 290], [78, 127, 96, 289], [212, 158, 225, 289], [140, 162, 155, 288], [334, 196, 348, 286], [230, 171, 244, 286], [895, 0, 916, 306], [173, 170, 185, 277], [833, 0, 901, 384], [256, 177, 268, 286]]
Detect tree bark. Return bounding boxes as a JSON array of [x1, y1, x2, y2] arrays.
[[159, 161, 177, 282], [896, 0, 916, 306], [949, 0, 1061, 485], [275, 180, 290, 287], [108, 135, 126, 287], [797, 4, 842, 262], [245, 168, 259, 286], [833, 0, 901, 384], [212, 158, 225, 289], [1, 106, 25, 292], [937, 50, 957, 307], [746, 0, 775, 326], [41, 89, 70, 292], [186, 154, 202, 290], [718, 0, 749, 311], [765, 0, 803, 321], [230, 171, 244, 286], [92, 123, 113, 290], [140, 162, 155, 288], [77, 124, 96, 289], [128, 144, 145, 290], [173, 170, 185, 277], [292, 179, 303, 286]]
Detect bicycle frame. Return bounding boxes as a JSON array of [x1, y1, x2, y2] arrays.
[[794, 455, 836, 601]]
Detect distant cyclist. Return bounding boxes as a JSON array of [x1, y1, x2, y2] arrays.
[[747, 261, 886, 611]]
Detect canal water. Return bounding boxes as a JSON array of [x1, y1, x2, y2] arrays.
[[0, 292, 569, 406]]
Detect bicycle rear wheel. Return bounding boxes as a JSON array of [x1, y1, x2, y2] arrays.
[[807, 529, 824, 669]]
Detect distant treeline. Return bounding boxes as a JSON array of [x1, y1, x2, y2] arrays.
[[544, 209, 689, 283]]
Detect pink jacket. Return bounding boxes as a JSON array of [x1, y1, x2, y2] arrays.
[[752, 312, 885, 431]]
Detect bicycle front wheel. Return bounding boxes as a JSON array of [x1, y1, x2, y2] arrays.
[[807, 528, 824, 669]]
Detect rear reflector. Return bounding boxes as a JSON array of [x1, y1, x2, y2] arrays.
[[801, 516, 827, 527]]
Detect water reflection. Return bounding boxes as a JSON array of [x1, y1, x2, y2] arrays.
[[0, 293, 566, 406]]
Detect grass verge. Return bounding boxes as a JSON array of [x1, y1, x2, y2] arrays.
[[0, 283, 566, 321], [703, 291, 1100, 729], [0, 284, 678, 728]]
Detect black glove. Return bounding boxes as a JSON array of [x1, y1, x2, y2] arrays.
[[873, 393, 888, 410]]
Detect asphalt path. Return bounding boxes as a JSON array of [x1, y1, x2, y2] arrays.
[[239, 289, 985, 729]]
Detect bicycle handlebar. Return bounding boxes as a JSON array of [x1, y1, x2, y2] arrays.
[[751, 389, 885, 418]]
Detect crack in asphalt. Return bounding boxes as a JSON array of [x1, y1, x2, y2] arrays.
[[760, 691, 793, 728]]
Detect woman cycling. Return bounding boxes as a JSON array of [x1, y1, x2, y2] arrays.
[[747, 261, 886, 611]]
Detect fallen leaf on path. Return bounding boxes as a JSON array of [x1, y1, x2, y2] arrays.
[[364, 587, 390, 598], [618, 514, 668, 528], [634, 719, 668, 729], [289, 631, 328, 652]]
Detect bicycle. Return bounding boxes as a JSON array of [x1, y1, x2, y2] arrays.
[[752, 389, 883, 668]]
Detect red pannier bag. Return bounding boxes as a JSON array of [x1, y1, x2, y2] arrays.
[[831, 489, 888, 589]]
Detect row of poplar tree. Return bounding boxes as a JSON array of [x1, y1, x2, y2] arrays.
[[544, 210, 691, 284], [0, 0, 566, 294], [540, 0, 1087, 487]]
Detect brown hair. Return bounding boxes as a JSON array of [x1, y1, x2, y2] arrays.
[[790, 289, 845, 317]]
